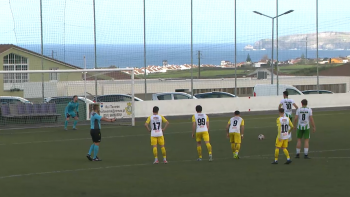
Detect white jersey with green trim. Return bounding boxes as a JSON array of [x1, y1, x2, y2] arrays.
[[280, 98, 295, 116], [296, 107, 313, 130]]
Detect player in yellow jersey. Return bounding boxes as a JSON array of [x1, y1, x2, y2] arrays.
[[272, 108, 294, 165], [226, 111, 244, 159], [145, 106, 170, 164], [192, 105, 212, 161]]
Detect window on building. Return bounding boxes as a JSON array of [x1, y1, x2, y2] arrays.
[[50, 68, 59, 81], [3, 53, 28, 84]]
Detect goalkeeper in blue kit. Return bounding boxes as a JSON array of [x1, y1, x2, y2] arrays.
[[64, 95, 79, 130]]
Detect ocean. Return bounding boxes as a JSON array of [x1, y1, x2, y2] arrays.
[[22, 44, 350, 68]]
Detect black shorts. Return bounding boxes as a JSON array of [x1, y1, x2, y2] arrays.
[[90, 129, 101, 143]]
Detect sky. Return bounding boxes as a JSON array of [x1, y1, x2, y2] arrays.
[[0, 0, 349, 45]]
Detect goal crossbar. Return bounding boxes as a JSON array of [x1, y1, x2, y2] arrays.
[[0, 68, 134, 74]]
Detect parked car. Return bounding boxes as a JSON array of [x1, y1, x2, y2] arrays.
[[253, 84, 303, 97], [302, 90, 334, 94], [152, 92, 197, 100], [195, 92, 237, 99], [44, 96, 94, 104], [94, 94, 143, 102], [0, 96, 32, 105]]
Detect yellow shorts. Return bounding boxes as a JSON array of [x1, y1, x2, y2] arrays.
[[275, 138, 288, 148], [196, 131, 210, 142], [229, 133, 241, 144], [151, 136, 165, 146]]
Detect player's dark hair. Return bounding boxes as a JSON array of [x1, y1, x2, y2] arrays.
[[196, 105, 202, 112], [153, 106, 159, 113], [279, 108, 285, 113], [92, 104, 99, 111], [283, 91, 288, 97], [301, 99, 308, 106], [234, 111, 240, 115], [73, 95, 78, 99]]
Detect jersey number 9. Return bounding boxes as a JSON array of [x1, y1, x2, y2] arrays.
[[232, 120, 238, 126]]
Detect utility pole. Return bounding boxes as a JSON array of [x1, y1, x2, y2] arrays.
[[51, 50, 57, 59], [198, 51, 201, 79], [305, 37, 308, 59]]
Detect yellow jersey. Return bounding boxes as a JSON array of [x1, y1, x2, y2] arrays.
[[276, 116, 294, 140], [192, 113, 209, 133], [145, 115, 168, 137], [228, 117, 244, 133]]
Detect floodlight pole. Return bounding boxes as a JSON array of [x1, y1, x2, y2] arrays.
[[271, 18, 274, 84], [253, 10, 294, 85]]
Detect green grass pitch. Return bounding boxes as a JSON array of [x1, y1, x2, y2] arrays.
[[1, 110, 350, 197]]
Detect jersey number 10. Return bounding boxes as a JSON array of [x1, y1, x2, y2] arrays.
[[281, 124, 289, 133], [286, 103, 292, 110]]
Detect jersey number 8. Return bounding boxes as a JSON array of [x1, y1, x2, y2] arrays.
[[302, 114, 306, 121], [197, 118, 206, 126]]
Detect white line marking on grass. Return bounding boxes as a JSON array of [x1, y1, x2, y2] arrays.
[[0, 126, 274, 146], [0, 148, 349, 179]]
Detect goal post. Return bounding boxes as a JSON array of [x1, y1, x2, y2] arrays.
[[0, 68, 135, 127]]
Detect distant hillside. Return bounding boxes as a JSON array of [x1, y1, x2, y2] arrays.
[[253, 32, 350, 50]]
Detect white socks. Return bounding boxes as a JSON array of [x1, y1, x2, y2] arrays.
[[304, 148, 309, 155], [296, 148, 301, 154]]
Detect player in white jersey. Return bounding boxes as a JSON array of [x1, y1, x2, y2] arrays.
[[279, 91, 298, 122], [226, 111, 244, 159], [192, 105, 212, 162], [145, 106, 170, 164], [293, 99, 316, 159], [272, 108, 294, 165]]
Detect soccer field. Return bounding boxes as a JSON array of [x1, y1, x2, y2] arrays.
[[1, 110, 350, 197]]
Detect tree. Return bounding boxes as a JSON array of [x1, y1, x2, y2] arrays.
[[261, 54, 269, 62], [246, 53, 252, 62]]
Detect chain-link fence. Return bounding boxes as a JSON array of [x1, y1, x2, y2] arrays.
[[1, 0, 349, 103]]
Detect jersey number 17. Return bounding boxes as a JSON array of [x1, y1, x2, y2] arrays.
[[153, 122, 160, 130]]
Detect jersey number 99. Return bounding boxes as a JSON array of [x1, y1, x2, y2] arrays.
[[197, 118, 206, 126]]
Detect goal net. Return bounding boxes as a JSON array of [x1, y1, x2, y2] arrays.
[[0, 68, 135, 128]]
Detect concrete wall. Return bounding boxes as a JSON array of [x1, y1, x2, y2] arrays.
[[51, 76, 350, 98], [134, 93, 350, 118]]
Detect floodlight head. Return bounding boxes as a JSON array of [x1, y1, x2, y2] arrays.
[[283, 10, 294, 15], [253, 11, 263, 15]]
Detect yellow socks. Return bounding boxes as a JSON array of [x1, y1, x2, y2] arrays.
[[161, 147, 166, 159], [231, 143, 235, 153], [275, 148, 279, 161], [153, 147, 158, 159], [206, 143, 212, 155], [235, 144, 241, 154], [283, 149, 290, 160], [197, 146, 202, 158]]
